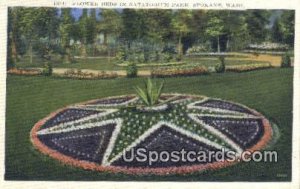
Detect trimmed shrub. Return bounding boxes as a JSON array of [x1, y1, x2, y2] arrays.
[[215, 56, 225, 73], [127, 63, 138, 78], [281, 53, 291, 68], [42, 62, 53, 76]]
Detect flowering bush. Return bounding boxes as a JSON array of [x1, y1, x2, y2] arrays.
[[151, 65, 208, 77]]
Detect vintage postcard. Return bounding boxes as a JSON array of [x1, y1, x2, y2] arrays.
[[0, 0, 299, 188]]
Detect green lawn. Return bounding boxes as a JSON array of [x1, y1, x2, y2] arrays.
[[5, 68, 293, 181], [184, 57, 270, 67], [16, 56, 124, 71], [16, 55, 270, 71]]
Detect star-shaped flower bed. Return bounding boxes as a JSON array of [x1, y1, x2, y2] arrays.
[[31, 94, 273, 175]]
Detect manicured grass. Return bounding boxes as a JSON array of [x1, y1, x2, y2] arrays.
[[5, 68, 293, 181], [16, 55, 270, 71], [184, 57, 270, 67], [16, 56, 124, 71]]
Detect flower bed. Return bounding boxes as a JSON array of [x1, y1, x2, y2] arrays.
[[7, 68, 42, 76], [117, 61, 185, 67], [226, 63, 272, 72], [242, 50, 289, 55], [136, 103, 169, 112], [62, 69, 118, 79], [31, 94, 273, 175], [151, 66, 208, 77], [246, 42, 289, 51], [185, 45, 209, 55]]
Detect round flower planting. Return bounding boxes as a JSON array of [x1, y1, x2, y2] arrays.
[[31, 94, 273, 175]]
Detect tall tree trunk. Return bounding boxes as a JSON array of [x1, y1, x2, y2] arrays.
[[10, 32, 18, 63], [80, 40, 87, 58], [178, 32, 183, 61], [217, 36, 220, 53], [10, 9, 18, 64], [103, 33, 108, 46], [29, 42, 33, 64], [226, 38, 230, 52], [63, 46, 71, 64], [108, 46, 110, 64], [93, 42, 97, 57]]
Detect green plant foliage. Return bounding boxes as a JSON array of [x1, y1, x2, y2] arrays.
[[215, 56, 226, 73], [115, 47, 126, 63], [281, 53, 291, 68], [42, 62, 53, 76], [126, 63, 138, 78], [134, 78, 164, 106]]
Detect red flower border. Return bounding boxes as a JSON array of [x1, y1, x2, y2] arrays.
[[30, 95, 273, 175]]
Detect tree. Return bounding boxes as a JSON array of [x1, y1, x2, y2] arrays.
[[137, 9, 173, 62], [98, 9, 123, 59], [32, 8, 60, 59], [88, 9, 98, 56], [99, 9, 123, 46], [7, 8, 20, 66], [121, 9, 143, 46], [59, 8, 74, 63], [78, 9, 89, 58], [18, 8, 39, 64], [271, 18, 283, 43], [189, 10, 207, 41], [171, 10, 193, 59], [13, 8, 60, 64], [76, 9, 99, 57], [279, 11, 295, 46], [143, 9, 172, 42], [245, 10, 271, 43], [222, 11, 248, 51], [205, 12, 225, 53]]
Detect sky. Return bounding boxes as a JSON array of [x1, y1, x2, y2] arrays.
[[71, 8, 101, 20]]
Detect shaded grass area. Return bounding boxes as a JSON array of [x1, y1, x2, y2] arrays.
[[6, 68, 293, 181]]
